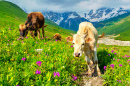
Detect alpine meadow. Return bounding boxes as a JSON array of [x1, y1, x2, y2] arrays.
[[0, 1, 130, 86]]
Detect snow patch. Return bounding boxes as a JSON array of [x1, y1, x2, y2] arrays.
[[55, 17, 63, 25], [68, 14, 78, 19]]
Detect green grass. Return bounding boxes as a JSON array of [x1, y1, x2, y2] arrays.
[[0, 1, 130, 86]]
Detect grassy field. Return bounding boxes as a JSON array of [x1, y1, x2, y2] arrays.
[[0, 1, 130, 86]]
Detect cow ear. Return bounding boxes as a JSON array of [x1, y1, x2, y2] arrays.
[[66, 36, 73, 42], [85, 37, 92, 43], [19, 24, 22, 28]]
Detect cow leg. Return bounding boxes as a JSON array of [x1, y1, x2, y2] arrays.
[[34, 30, 37, 37], [85, 52, 92, 77], [30, 31, 35, 39], [37, 29, 40, 39], [42, 26, 44, 39], [93, 46, 101, 76]]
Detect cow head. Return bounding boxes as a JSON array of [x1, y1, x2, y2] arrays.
[[19, 24, 28, 39], [66, 34, 87, 57]]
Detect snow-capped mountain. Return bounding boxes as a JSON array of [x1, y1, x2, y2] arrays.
[[39, 7, 129, 31], [83, 7, 129, 22], [42, 11, 89, 31]]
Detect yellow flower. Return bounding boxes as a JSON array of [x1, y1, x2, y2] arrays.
[[81, 66, 82, 67], [116, 76, 118, 77], [8, 68, 10, 70], [31, 85, 34, 86], [5, 63, 6, 65], [121, 74, 123, 75], [55, 79, 57, 82]]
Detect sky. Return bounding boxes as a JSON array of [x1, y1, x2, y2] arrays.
[[5, 0, 130, 14]]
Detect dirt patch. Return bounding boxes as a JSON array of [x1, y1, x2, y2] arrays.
[[98, 35, 130, 46], [82, 65, 104, 86]]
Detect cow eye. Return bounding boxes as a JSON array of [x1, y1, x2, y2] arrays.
[[72, 42, 74, 45], [82, 43, 85, 45]]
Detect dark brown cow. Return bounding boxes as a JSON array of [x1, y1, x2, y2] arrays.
[[19, 12, 47, 39], [53, 33, 61, 41]]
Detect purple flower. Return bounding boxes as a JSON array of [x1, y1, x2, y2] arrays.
[[36, 42, 38, 43], [35, 69, 41, 74], [119, 80, 121, 83], [129, 63, 130, 65], [72, 75, 77, 80], [16, 85, 19, 86], [111, 50, 114, 53], [56, 40, 58, 41], [53, 72, 57, 77], [114, 53, 117, 54], [36, 61, 42, 66], [25, 36, 28, 38], [71, 45, 73, 47], [119, 64, 122, 67], [7, 44, 9, 45], [110, 64, 114, 68], [53, 72, 60, 77], [104, 66, 107, 70], [22, 58, 26, 61], [108, 54, 110, 56]]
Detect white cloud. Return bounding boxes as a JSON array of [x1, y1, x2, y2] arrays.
[[5, 0, 130, 14]]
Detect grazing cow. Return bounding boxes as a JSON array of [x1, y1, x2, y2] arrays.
[[66, 22, 104, 77], [19, 12, 47, 39], [53, 33, 61, 41]]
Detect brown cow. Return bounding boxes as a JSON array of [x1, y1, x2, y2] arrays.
[[19, 12, 47, 39], [53, 33, 61, 41]]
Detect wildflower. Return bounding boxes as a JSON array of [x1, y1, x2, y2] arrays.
[[108, 54, 110, 56], [16, 85, 19, 86], [36, 61, 42, 66], [7, 44, 9, 45], [22, 58, 26, 61], [36, 42, 38, 43], [21, 41, 24, 43], [56, 40, 58, 41], [129, 63, 130, 65], [111, 50, 114, 53], [117, 59, 120, 62], [97, 44, 99, 48], [41, 38, 43, 39], [119, 80, 121, 83], [72, 75, 77, 80], [8, 40, 9, 41], [113, 58, 115, 60], [110, 64, 114, 68], [104, 66, 107, 70], [71, 45, 73, 47], [53, 72, 60, 77], [127, 60, 130, 62], [119, 64, 122, 67], [35, 69, 41, 74], [114, 53, 117, 54]]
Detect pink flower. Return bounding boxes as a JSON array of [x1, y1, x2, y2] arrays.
[[25, 37, 28, 38], [119, 64, 122, 67], [36, 61, 42, 66], [110, 64, 114, 68], [111, 50, 114, 53], [35, 69, 41, 74], [104, 66, 107, 70], [117, 59, 120, 62], [56, 40, 58, 41], [53, 72, 60, 77], [22, 58, 26, 61], [71, 45, 73, 47], [8, 40, 9, 41], [72, 75, 77, 80], [7, 44, 9, 45], [113, 58, 115, 60], [36, 42, 38, 43]]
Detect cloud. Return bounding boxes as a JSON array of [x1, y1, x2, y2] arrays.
[[5, 0, 130, 14]]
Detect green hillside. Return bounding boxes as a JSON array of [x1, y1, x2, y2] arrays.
[[95, 12, 130, 41]]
